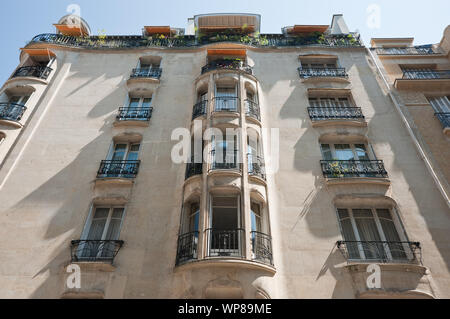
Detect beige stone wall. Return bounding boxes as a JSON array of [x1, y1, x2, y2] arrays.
[[0, 43, 449, 299]]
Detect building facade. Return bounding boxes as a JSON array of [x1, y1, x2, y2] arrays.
[[0, 13, 449, 299]]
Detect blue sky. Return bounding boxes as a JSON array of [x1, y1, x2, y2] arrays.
[[1, 0, 449, 84]]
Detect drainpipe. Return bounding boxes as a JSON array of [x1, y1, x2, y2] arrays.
[[367, 48, 450, 209]]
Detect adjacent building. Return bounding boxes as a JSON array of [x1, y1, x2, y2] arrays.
[[0, 13, 449, 299]]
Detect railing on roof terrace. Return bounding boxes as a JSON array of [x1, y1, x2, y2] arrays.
[[375, 46, 437, 55], [28, 33, 363, 49]]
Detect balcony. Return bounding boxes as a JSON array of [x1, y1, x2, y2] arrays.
[[192, 100, 207, 120], [435, 112, 450, 134], [97, 160, 141, 179], [213, 96, 239, 113], [245, 99, 261, 122], [248, 154, 266, 180], [205, 228, 244, 258], [116, 107, 152, 121], [395, 70, 450, 90], [201, 59, 253, 75], [375, 46, 437, 55], [0, 102, 27, 123], [298, 67, 348, 79], [336, 241, 422, 264], [251, 231, 273, 266], [320, 160, 388, 179], [28, 33, 363, 50], [130, 67, 162, 79], [70, 240, 124, 264], [185, 162, 203, 179], [210, 150, 241, 171], [11, 66, 52, 80], [308, 107, 364, 121], [175, 231, 199, 265]]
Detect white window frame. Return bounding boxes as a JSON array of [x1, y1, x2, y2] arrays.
[[106, 142, 141, 161], [81, 205, 126, 241], [125, 96, 152, 109], [320, 143, 375, 161], [208, 194, 242, 256], [336, 207, 412, 261]]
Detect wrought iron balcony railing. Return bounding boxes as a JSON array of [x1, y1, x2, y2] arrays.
[[320, 160, 388, 179], [29, 33, 362, 50], [402, 70, 450, 80], [116, 107, 152, 121], [298, 67, 348, 78], [307, 107, 365, 121], [245, 99, 261, 121], [0, 102, 27, 122], [251, 231, 273, 266], [206, 228, 245, 258], [201, 60, 253, 75], [435, 112, 450, 129], [11, 66, 52, 80], [376, 46, 436, 55], [71, 240, 124, 264], [336, 241, 421, 264], [97, 160, 141, 178], [175, 231, 199, 265], [213, 96, 239, 112], [192, 100, 207, 120], [248, 154, 266, 180], [130, 67, 162, 79], [210, 150, 241, 171], [185, 161, 203, 179]]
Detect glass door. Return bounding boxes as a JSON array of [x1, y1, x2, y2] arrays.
[[209, 196, 241, 256], [215, 87, 237, 111]]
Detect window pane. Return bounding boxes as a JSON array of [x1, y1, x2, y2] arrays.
[[142, 98, 152, 108], [354, 144, 369, 160], [112, 144, 127, 160], [21, 95, 30, 105], [126, 144, 140, 161], [9, 96, 21, 103], [129, 98, 140, 108], [334, 144, 354, 160], [353, 209, 384, 260], [211, 196, 238, 230], [337, 209, 359, 259], [320, 144, 333, 160], [377, 209, 406, 260], [105, 212, 123, 240], [86, 208, 109, 240]]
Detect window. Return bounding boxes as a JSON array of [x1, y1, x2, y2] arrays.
[[9, 95, 30, 106], [139, 61, 160, 70], [301, 62, 337, 69], [198, 92, 208, 103], [189, 203, 200, 233], [427, 96, 450, 113], [211, 134, 239, 169], [122, 97, 152, 119], [79, 206, 125, 259], [99, 142, 141, 177], [320, 143, 371, 161], [108, 143, 140, 161], [208, 195, 242, 256], [309, 97, 352, 108], [250, 202, 262, 233], [215, 85, 238, 111], [337, 208, 408, 261]]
